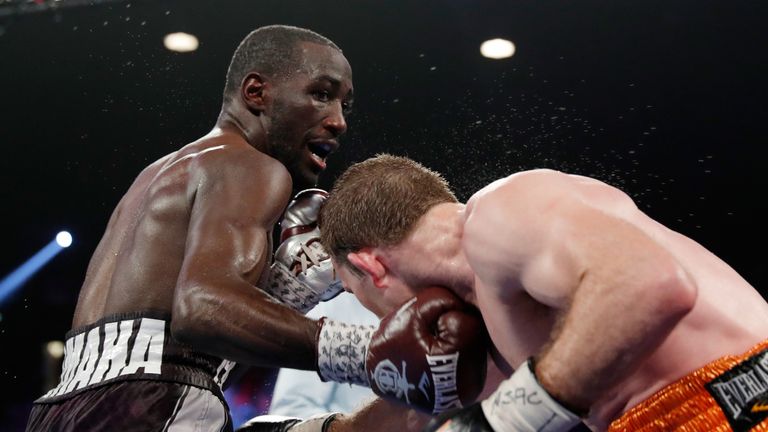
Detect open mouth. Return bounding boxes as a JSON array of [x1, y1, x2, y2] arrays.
[[308, 141, 334, 160], [307, 141, 336, 168]]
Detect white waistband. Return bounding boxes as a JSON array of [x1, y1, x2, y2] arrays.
[[42, 316, 166, 399]]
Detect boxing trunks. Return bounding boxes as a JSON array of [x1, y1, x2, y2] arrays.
[[609, 340, 768, 432], [26, 311, 236, 432]]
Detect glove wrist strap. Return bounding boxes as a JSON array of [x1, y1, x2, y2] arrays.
[[480, 358, 580, 432], [316, 318, 374, 386], [264, 261, 321, 314]]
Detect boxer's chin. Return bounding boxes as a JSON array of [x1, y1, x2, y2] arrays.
[[291, 165, 319, 190]]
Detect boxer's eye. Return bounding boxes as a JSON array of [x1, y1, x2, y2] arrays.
[[313, 90, 331, 102]]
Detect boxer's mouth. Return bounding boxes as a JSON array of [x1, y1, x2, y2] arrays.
[[308, 139, 337, 164]]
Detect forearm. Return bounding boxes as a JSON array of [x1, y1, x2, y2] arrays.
[[172, 280, 320, 370], [329, 398, 430, 432], [535, 262, 697, 411]]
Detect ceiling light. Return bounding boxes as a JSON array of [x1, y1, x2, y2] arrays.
[[164, 32, 199, 53], [480, 38, 516, 59]]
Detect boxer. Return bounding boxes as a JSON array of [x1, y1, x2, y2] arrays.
[[319, 154, 768, 431], [25, 26, 485, 432]]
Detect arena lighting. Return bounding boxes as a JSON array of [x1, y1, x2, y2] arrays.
[[164, 32, 199, 53], [480, 38, 516, 59], [56, 231, 73, 248], [0, 231, 74, 307], [46, 341, 65, 359]]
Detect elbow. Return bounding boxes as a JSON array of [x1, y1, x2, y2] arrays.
[[170, 284, 213, 346], [652, 262, 698, 320]]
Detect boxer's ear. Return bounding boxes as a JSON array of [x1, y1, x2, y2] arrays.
[[241, 72, 268, 113], [347, 249, 387, 288]]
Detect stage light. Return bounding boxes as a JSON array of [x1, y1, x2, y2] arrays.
[[56, 231, 72, 248], [480, 38, 516, 59], [46, 341, 65, 359], [0, 231, 73, 306], [164, 32, 199, 53]]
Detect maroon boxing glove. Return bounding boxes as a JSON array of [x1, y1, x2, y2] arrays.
[[316, 287, 488, 414]]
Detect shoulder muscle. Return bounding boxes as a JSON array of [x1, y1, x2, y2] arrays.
[[462, 170, 639, 306]]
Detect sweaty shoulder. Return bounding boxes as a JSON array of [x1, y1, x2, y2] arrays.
[[189, 142, 289, 182], [462, 169, 639, 298], [466, 169, 638, 221], [180, 141, 293, 225]]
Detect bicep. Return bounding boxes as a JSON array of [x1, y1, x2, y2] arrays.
[[178, 161, 291, 290]]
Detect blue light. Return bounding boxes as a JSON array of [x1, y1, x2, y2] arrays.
[[0, 233, 72, 307]]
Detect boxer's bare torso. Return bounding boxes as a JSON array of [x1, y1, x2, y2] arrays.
[[458, 169, 768, 429], [72, 131, 284, 329], [67, 40, 354, 370], [66, 128, 332, 372]]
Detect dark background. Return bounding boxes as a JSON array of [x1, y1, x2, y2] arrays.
[[1, 0, 766, 429]]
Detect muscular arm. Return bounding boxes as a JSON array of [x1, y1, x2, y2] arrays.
[[329, 398, 430, 432], [170, 147, 320, 370], [464, 170, 697, 412]]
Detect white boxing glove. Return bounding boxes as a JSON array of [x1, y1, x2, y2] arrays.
[[479, 359, 581, 432], [264, 189, 343, 313]]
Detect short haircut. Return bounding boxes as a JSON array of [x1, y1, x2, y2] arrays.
[[320, 154, 458, 270], [223, 25, 341, 102]]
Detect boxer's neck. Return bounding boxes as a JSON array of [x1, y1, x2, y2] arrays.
[[389, 203, 475, 301], [215, 104, 269, 152]]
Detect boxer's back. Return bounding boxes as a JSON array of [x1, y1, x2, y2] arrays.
[[589, 177, 768, 421], [563, 172, 768, 351], [71, 134, 256, 328], [464, 170, 768, 428]]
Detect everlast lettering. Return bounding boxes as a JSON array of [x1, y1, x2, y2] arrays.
[[427, 353, 462, 413], [706, 349, 768, 432]]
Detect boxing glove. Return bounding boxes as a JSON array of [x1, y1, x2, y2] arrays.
[[316, 286, 488, 414], [425, 360, 582, 432], [237, 413, 337, 432], [265, 189, 343, 313]]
